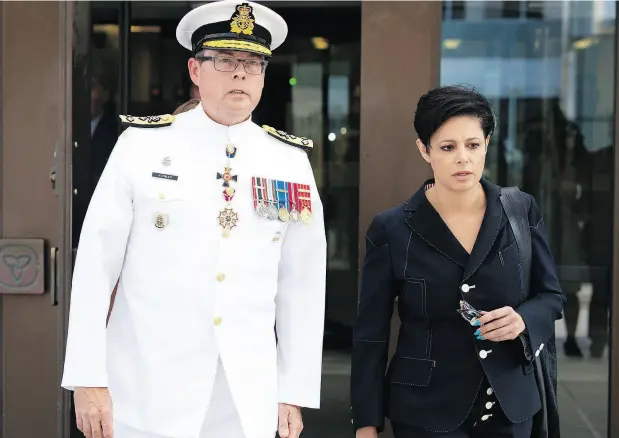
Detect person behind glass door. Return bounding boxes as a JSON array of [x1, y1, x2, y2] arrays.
[[172, 98, 201, 115], [350, 85, 565, 438], [90, 55, 119, 187]]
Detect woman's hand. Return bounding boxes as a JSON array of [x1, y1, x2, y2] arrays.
[[356, 427, 378, 438], [475, 306, 526, 341]]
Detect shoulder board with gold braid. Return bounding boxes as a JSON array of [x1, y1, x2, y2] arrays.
[[262, 125, 313, 153], [119, 114, 175, 128]]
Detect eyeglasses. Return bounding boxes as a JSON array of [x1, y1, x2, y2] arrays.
[[198, 55, 268, 75], [458, 299, 482, 326]]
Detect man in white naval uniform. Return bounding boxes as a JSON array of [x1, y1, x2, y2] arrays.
[[61, 2, 326, 438]]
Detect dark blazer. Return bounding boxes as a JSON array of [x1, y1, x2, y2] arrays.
[[350, 178, 565, 434], [91, 104, 120, 186]]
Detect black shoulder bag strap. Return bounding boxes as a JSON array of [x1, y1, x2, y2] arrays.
[[500, 187, 532, 298], [500, 187, 548, 438]]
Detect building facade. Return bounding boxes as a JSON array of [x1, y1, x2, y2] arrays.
[[0, 1, 617, 437]]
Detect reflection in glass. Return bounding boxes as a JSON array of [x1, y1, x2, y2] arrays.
[[90, 29, 120, 187], [441, 2, 614, 436]]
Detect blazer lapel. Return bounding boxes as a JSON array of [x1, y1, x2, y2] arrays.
[[404, 183, 469, 268], [461, 179, 507, 282]]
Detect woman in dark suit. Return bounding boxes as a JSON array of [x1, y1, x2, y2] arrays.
[[350, 85, 565, 438]]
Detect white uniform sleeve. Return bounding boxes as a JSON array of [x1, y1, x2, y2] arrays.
[[275, 154, 327, 409], [61, 129, 135, 390]]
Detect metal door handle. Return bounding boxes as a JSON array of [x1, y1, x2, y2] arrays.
[[50, 142, 60, 194], [50, 246, 58, 306]]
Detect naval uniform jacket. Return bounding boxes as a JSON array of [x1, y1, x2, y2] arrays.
[[61, 105, 327, 438], [350, 178, 565, 433]]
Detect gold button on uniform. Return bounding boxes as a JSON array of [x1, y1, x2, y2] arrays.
[[158, 192, 166, 200], [213, 316, 222, 326], [216, 273, 226, 282]]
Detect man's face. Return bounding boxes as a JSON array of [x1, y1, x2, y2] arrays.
[[188, 49, 266, 123]]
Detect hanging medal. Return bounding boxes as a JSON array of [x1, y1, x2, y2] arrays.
[[297, 183, 313, 224], [216, 142, 240, 237], [225, 143, 237, 158], [252, 177, 269, 218], [265, 179, 279, 220], [275, 180, 290, 222], [217, 207, 239, 237], [217, 167, 238, 187], [223, 186, 235, 202], [288, 182, 300, 223]]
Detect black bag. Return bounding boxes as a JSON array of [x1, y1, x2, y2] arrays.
[[500, 187, 561, 438]]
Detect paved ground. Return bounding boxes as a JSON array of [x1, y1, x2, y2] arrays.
[[297, 348, 609, 438], [556, 357, 608, 438]]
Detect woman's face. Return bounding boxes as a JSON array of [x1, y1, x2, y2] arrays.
[[416, 115, 489, 192]]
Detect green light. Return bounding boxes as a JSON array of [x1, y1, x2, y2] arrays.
[[289, 77, 297, 86]]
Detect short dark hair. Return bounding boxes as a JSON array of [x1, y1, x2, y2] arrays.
[[413, 85, 496, 149]]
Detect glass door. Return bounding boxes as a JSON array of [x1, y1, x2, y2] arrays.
[[441, 2, 616, 436]]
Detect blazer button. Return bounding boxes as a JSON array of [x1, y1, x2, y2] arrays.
[[461, 284, 475, 293], [481, 414, 493, 421], [485, 401, 494, 410], [479, 349, 492, 359], [486, 388, 494, 395], [213, 316, 222, 326]]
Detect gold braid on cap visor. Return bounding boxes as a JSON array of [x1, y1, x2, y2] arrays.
[[202, 39, 272, 56]]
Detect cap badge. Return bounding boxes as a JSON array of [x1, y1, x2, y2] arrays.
[[230, 3, 255, 35]]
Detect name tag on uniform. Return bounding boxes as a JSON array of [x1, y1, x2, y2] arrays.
[[152, 172, 178, 181]]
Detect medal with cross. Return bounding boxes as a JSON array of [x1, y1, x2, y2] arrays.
[[218, 207, 239, 237], [217, 167, 238, 187]]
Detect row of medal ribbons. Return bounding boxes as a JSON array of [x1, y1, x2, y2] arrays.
[[251, 177, 312, 224]]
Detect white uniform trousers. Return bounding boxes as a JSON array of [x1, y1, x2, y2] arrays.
[[114, 358, 260, 438]]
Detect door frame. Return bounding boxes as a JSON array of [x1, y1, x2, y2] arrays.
[[609, 4, 619, 436], [0, 3, 4, 433], [1, 2, 72, 437], [60, 2, 84, 436]]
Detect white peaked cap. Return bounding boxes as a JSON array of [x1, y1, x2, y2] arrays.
[[176, 0, 288, 57]]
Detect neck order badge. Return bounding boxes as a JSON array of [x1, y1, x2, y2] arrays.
[[217, 143, 240, 237]]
